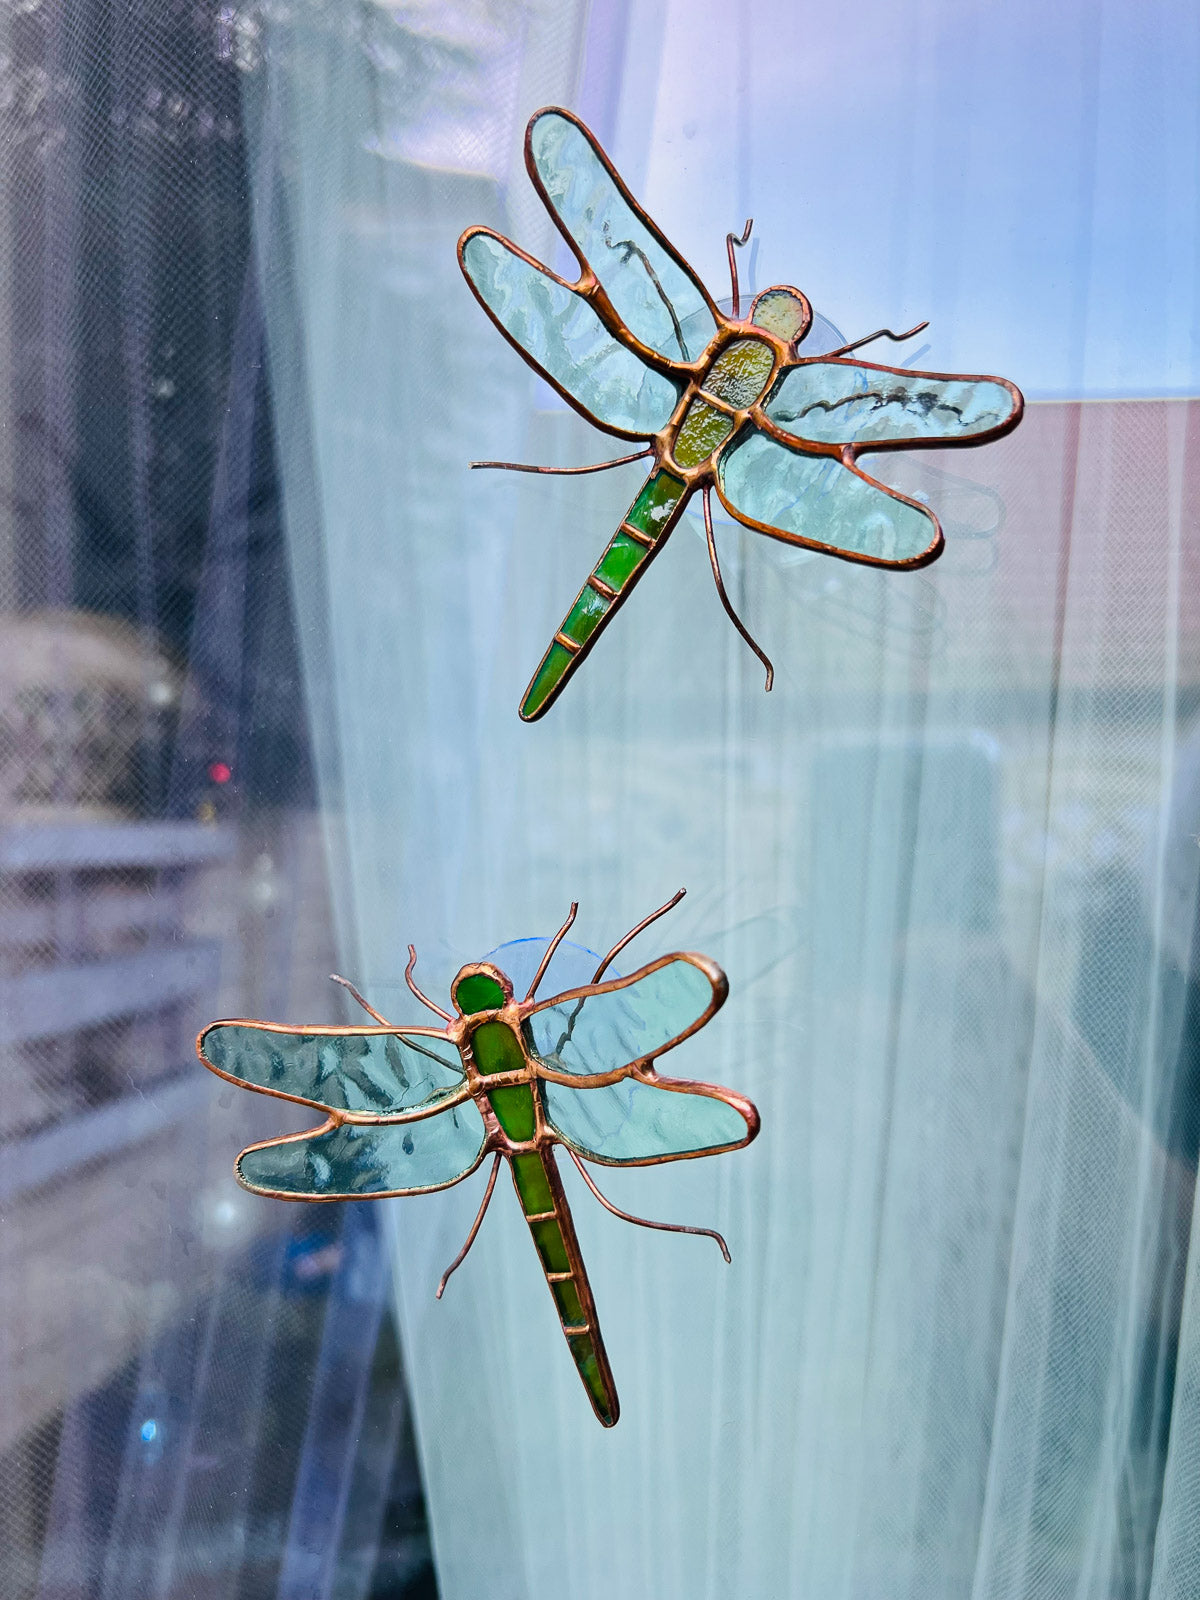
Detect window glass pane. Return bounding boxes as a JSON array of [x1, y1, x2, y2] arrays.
[[4, 2, 1199, 1599]]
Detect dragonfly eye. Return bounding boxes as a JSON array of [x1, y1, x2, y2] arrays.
[[748, 287, 812, 347], [452, 963, 513, 1015]]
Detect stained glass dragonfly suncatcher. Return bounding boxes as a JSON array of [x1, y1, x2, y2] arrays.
[[197, 892, 758, 1427], [459, 106, 1024, 719]]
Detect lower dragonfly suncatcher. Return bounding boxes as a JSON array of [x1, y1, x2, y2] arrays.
[[197, 890, 759, 1427]]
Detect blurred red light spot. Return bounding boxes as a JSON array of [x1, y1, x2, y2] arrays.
[[208, 761, 232, 784]]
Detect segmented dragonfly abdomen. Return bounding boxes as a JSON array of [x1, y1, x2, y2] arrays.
[[509, 1147, 620, 1426], [521, 467, 689, 719]]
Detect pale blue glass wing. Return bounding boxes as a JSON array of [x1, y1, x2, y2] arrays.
[[237, 1104, 487, 1198], [527, 109, 717, 362], [717, 429, 939, 564], [460, 229, 682, 436], [545, 1077, 751, 1163], [765, 361, 1019, 447], [199, 1023, 464, 1115], [527, 955, 723, 1076]]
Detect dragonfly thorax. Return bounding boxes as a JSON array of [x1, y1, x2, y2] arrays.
[[664, 290, 812, 477], [669, 336, 777, 473]]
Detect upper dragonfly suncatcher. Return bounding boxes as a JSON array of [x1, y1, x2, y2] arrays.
[[459, 106, 1023, 719]]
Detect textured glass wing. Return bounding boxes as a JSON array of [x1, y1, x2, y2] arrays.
[[199, 1023, 464, 1115], [544, 1077, 753, 1164], [527, 954, 723, 1076], [460, 229, 682, 436], [527, 108, 717, 362], [716, 429, 940, 564], [236, 1104, 487, 1198], [764, 360, 1020, 447]]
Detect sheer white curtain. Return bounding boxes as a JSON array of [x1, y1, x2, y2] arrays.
[[245, 2, 1200, 1596]]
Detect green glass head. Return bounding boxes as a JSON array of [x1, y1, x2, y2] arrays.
[[452, 963, 513, 1016], [749, 286, 812, 347]]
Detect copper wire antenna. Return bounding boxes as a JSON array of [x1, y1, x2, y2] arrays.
[[726, 217, 753, 317]]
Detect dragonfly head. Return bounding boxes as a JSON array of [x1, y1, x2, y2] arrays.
[[451, 962, 513, 1017], [748, 286, 812, 349]]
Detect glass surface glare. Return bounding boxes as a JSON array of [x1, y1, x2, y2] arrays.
[[625, 469, 686, 533], [460, 231, 681, 434], [562, 584, 609, 642], [718, 430, 938, 561]]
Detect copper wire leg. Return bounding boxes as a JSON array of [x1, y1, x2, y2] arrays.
[[436, 1154, 502, 1299], [726, 218, 753, 318], [591, 888, 687, 984], [329, 974, 392, 1027], [404, 945, 453, 1021], [567, 1149, 731, 1263], [825, 320, 929, 360], [524, 901, 579, 1001], [470, 449, 653, 476], [703, 486, 773, 691]]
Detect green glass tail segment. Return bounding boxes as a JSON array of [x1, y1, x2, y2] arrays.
[[509, 1146, 620, 1426], [466, 992, 621, 1424], [520, 467, 690, 721]]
